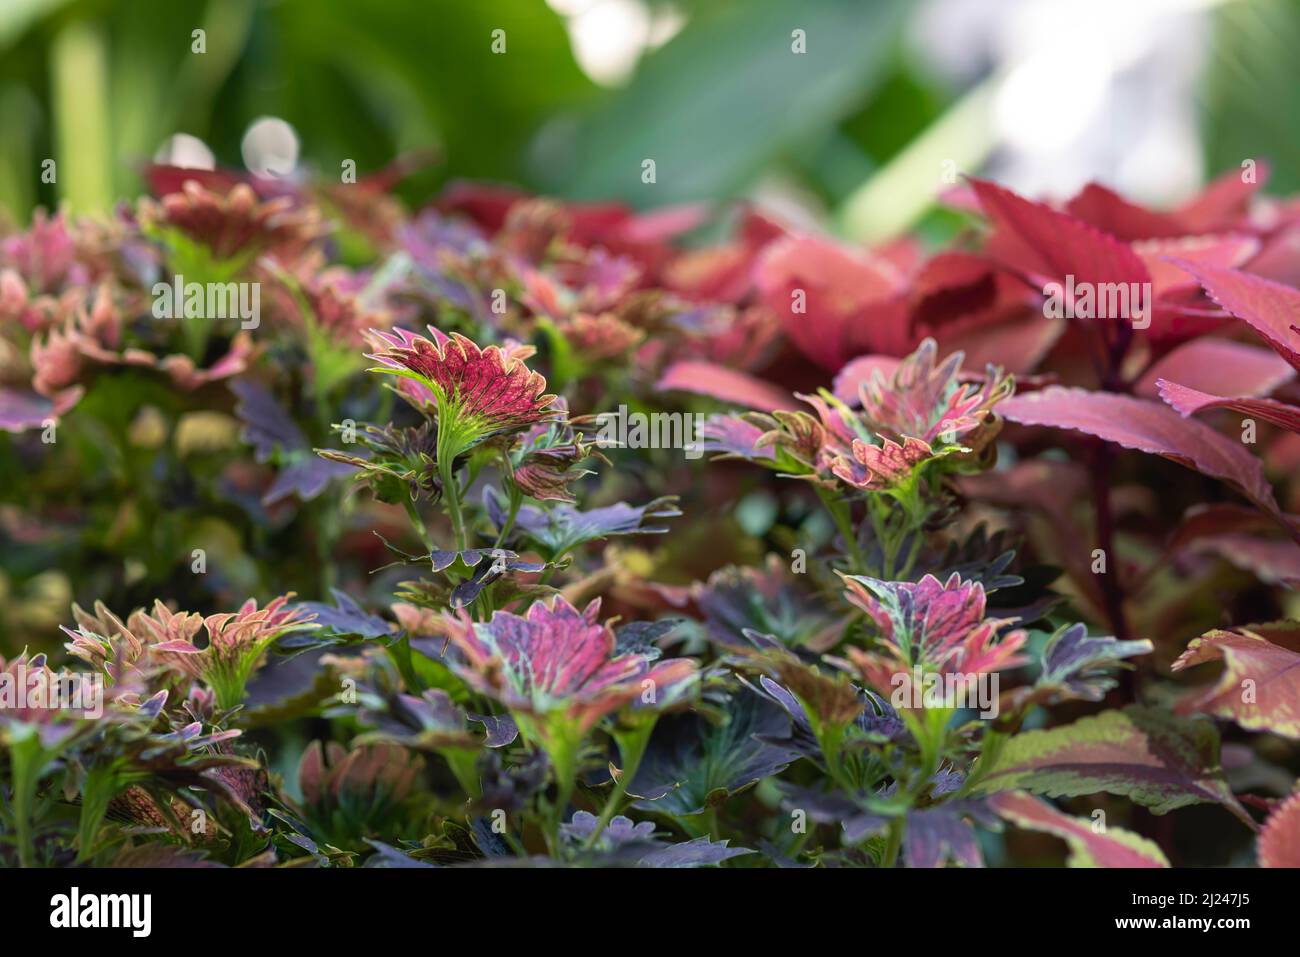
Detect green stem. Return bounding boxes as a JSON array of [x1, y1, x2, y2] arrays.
[[545, 753, 578, 856], [402, 497, 435, 554], [493, 484, 522, 549], [8, 732, 45, 868], [439, 458, 467, 552], [582, 722, 654, 850], [881, 816, 904, 868], [817, 487, 864, 571]]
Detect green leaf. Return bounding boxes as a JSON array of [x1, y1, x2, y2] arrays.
[[545, 0, 906, 205]]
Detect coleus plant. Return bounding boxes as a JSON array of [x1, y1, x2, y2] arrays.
[[3, 164, 1300, 870]]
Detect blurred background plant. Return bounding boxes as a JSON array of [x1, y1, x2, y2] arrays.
[[2, 0, 1298, 240]]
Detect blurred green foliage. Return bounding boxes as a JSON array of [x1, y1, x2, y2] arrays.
[[1203, 0, 1300, 193], [6, 0, 1300, 237], [0, 0, 954, 224]]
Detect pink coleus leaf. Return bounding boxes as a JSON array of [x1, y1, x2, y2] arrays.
[[836, 572, 1027, 695], [987, 791, 1169, 867], [441, 597, 698, 733], [1133, 234, 1258, 300], [1156, 379, 1300, 435], [1000, 387, 1291, 538], [832, 355, 901, 405], [656, 360, 795, 411], [1136, 339, 1293, 399], [970, 706, 1252, 825], [1177, 262, 1300, 373], [1170, 624, 1300, 739], [1173, 162, 1269, 233], [832, 435, 932, 489], [698, 414, 776, 461], [1258, 791, 1300, 868]]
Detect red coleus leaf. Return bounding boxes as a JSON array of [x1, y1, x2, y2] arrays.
[[938, 310, 1064, 378], [1188, 533, 1300, 588], [1258, 791, 1300, 868], [367, 327, 560, 453], [988, 791, 1169, 867], [1178, 262, 1300, 373], [969, 177, 1150, 294], [1171, 624, 1300, 739], [754, 234, 911, 370], [656, 360, 796, 411], [1156, 379, 1300, 434], [1065, 182, 1187, 241], [1000, 387, 1293, 538], [1136, 338, 1293, 399]]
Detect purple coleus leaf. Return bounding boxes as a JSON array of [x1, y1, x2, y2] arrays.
[[750, 675, 904, 762], [356, 688, 504, 752], [295, 589, 391, 640], [559, 811, 753, 867], [778, 785, 993, 867], [629, 691, 801, 816], [231, 378, 308, 457], [264, 457, 358, 506], [468, 711, 520, 748], [231, 379, 353, 504], [637, 836, 754, 868], [487, 486, 680, 556], [1007, 623, 1152, 712], [0, 385, 81, 433], [424, 548, 548, 609], [440, 597, 698, 733], [613, 619, 679, 658], [889, 803, 994, 868], [692, 556, 843, 652], [561, 810, 656, 844]]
